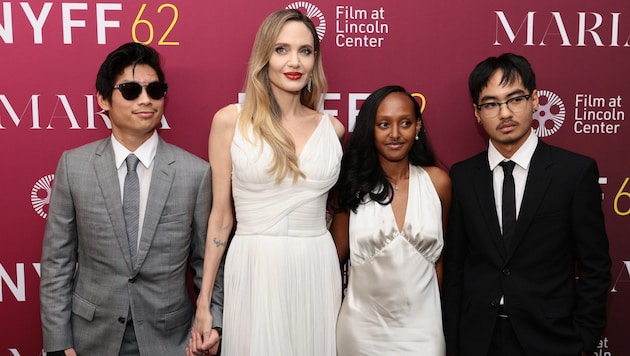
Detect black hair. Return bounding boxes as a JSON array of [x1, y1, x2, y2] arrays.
[[334, 85, 435, 212], [95, 42, 165, 102], [468, 53, 536, 104]]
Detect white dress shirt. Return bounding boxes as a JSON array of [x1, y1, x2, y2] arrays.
[[112, 131, 158, 248], [488, 129, 539, 233], [488, 129, 538, 305]]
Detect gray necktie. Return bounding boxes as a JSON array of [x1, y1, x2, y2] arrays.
[[123, 154, 140, 263]]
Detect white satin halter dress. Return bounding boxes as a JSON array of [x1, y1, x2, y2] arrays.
[[336, 165, 445, 355]]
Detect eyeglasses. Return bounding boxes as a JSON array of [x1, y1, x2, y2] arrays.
[[113, 81, 168, 100], [475, 94, 531, 119]]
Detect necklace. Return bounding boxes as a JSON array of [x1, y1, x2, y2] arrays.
[[388, 177, 400, 191], [389, 175, 406, 191]]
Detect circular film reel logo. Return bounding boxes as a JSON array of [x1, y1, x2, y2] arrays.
[[286, 2, 326, 41], [32, 174, 54, 219], [533, 90, 565, 137]]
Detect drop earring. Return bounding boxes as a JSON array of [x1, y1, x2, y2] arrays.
[[415, 132, 419, 141], [307, 77, 312, 92]]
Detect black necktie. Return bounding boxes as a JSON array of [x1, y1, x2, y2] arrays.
[[499, 160, 516, 239], [123, 154, 140, 262]]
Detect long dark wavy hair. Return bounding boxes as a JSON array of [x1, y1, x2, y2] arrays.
[[334, 85, 436, 212]]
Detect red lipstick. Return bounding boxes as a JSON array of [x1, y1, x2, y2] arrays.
[[284, 72, 303, 80]]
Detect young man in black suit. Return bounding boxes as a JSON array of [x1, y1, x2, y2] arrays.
[[442, 53, 611, 356]]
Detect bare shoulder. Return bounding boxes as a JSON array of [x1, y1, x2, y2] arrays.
[[422, 166, 452, 199], [326, 114, 346, 140], [211, 104, 239, 132], [208, 104, 239, 157]]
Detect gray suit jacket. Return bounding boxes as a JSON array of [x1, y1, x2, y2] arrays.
[[40, 136, 223, 354]]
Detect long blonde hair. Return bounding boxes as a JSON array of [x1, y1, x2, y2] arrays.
[[239, 9, 327, 183]]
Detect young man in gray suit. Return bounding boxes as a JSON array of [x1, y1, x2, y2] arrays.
[[443, 53, 611, 356], [40, 42, 223, 355]]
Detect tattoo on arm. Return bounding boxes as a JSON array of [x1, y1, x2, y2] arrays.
[[213, 238, 227, 248]]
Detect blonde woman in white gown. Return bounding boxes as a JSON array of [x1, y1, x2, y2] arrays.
[[187, 9, 345, 356], [332, 85, 451, 356]]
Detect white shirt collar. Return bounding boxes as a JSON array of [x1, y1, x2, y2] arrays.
[[112, 131, 159, 169], [488, 129, 538, 170]]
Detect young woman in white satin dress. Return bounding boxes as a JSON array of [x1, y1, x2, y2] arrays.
[[331, 85, 451, 356], [187, 9, 345, 356]]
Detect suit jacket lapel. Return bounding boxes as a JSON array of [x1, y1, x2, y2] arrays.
[[472, 154, 507, 259], [93, 138, 135, 272], [134, 138, 175, 272], [505, 141, 553, 260]]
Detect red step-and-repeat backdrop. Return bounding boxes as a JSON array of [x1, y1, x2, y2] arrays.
[[1, 1, 628, 354]]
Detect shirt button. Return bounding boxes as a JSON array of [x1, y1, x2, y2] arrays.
[[118, 317, 126, 324]]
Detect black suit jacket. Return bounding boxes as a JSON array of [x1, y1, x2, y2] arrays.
[[442, 141, 611, 356]]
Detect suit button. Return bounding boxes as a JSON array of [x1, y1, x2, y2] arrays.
[[129, 277, 137, 283], [118, 317, 126, 324], [502, 268, 511, 276], [490, 300, 499, 307]]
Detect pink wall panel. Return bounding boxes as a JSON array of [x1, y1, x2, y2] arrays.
[[1, 1, 628, 354]]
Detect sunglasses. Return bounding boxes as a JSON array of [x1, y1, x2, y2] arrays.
[[113, 81, 168, 100]]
